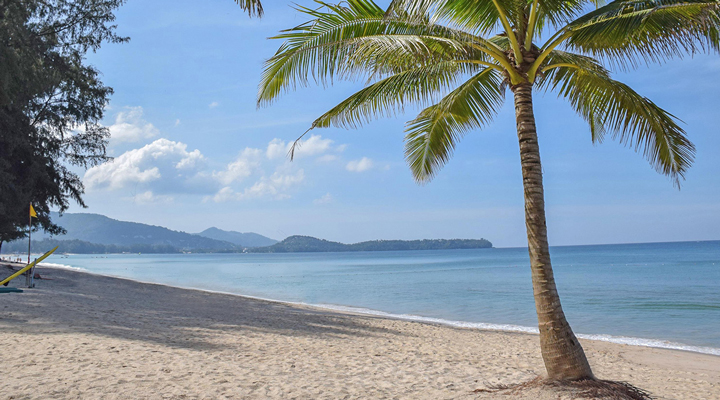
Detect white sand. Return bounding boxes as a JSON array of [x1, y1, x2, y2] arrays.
[[1, 266, 718, 399]]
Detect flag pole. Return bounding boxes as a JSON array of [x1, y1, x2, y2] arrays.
[[27, 203, 32, 287]]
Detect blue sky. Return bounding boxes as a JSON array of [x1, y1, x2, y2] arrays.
[[71, 0, 720, 247]]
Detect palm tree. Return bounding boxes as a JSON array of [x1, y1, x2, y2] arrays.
[[258, 0, 718, 380]]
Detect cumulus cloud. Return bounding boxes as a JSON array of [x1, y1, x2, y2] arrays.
[[245, 169, 305, 199], [206, 135, 368, 202], [209, 101, 219, 108], [212, 148, 262, 185], [84, 138, 205, 191], [211, 169, 305, 202], [210, 186, 238, 203], [210, 135, 322, 202], [86, 119, 353, 204], [266, 138, 289, 160], [266, 134, 339, 160], [108, 107, 159, 143], [209, 136, 329, 202], [346, 157, 374, 172]]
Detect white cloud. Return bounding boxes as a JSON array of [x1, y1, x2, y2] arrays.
[[174, 119, 181, 126], [207, 135, 356, 202], [175, 149, 204, 170], [210, 169, 305, 202], [88, 129, 352, 203], [241, 169, 305, 200], [346, 157, 374, 172], [266, 134, 339, 160], [132, 191, 174, 204], [210, 186, 237, 203], [108, 107, 159, 143], [266, 138, 289, 160], [209, 101, 219, 108], [84, 138, 205, 191], [295, 135, 336, 158], [313, 193, 333, 205], [269, 169, 305, 189], [211, 137, 321, 202], [213, 148, 262, 185]]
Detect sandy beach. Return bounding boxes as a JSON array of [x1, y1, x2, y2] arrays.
[[1, 266, 718, 399]]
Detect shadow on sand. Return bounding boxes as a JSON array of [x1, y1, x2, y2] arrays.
[[0, 267, 408, 352]]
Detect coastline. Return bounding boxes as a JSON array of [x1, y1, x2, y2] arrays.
[[1, 265, 718, 399], [37, 262, 720, 357]]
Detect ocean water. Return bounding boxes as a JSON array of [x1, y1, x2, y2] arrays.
[[34, 240, 720, 355]]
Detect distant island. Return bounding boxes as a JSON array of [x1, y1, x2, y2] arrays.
[[1, 213, 492, 254], [247, 235, 492, 253]]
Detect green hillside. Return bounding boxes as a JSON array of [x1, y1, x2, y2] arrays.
[[195, 227, 277, 248], [248, 235, 492, 253], [31, 213, 237, 251]]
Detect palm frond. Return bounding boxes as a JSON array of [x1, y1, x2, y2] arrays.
[[487, 34, 512, 50], [386, 0, 504, 34], [257, 0, 485, 106], [563, 0, 720, 68], [405, 68, 505, 183], [532, 0, 588, 34], [311, 61, 481, 130], [538, 50, 695, 185], [234, 0, 263, 17]]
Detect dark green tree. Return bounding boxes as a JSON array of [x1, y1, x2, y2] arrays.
[[0, 0, 128, 252]]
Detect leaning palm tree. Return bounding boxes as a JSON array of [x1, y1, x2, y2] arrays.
[[258, 0, 718, 380]]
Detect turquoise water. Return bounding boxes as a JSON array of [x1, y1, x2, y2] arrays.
[[37, 240, 720, 355]]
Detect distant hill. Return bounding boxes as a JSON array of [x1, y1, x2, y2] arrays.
[[248, 235, 492, 253], [31, 213, 238, 251], [195, 227, 277, 248], [1, 213, 492, 255]]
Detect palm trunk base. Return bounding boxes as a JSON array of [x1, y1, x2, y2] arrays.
[[483, 376, 652, 399], [539, 324, 594, 380]]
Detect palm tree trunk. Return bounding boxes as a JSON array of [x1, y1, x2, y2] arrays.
[[511, 83, 594, 380]]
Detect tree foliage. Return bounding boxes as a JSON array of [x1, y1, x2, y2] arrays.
[[257, 0, 719, 185], [0, 0, 127, 247]]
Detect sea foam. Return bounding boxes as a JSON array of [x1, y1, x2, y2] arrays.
[[38, 262, 87, 272], [307, 303, 720, 356]]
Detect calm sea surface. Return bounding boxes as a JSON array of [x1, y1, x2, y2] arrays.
[[38, 240, 720, 355]]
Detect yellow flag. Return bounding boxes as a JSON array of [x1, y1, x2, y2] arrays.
[[29, 204, 37, 218]]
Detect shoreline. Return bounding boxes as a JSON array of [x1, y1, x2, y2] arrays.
[[36, 262, 720, 358], [1, 265, 719, 399]]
